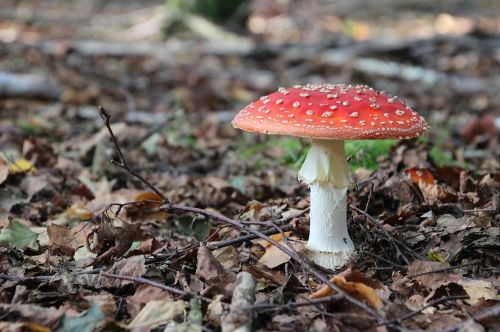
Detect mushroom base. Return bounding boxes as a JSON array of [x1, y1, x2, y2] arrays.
[[304, 248, 353, 270]]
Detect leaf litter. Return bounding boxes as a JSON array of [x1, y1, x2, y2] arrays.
[[0, 1, 499, 331]]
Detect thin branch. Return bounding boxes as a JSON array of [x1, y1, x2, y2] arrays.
[[100, 272, 223, 305], [99, 107, 384, 323], [383, 295, 468, 326], [247, 295, 343, 312], [98, 106, 169, 202], [164, 203, 382, 321], [407, 263, 480, 278], [351, 205, 425, 262]]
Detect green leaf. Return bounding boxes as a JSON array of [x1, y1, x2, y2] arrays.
[[57, 301, 104, 332], [0, 220, 39, 250], [345, 139, 398, 170]]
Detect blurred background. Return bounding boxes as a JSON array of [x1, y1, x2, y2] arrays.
[[0, 0, 499, 197]]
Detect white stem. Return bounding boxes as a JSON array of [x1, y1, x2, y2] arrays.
[[298, 139, 354, 269]]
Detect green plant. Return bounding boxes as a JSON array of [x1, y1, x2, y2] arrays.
[[345, 139, 397, 170]]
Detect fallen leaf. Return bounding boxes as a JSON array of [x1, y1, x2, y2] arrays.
[[9, 159, 37, 174], [92, 221, 142, 266], [457, 279, 498, 305], [98, 255, 146, 288], [126, 300, 187, 329], [211, 246, 239, 269], [206, 295, 224, 325], [47, 223, 88, 256], [127, 284, 170, 318], [258, 238, 305, 269], [310, 269, 384, 309], [0, 220, 39, 250], [244, 263, 288, 285], [407, 260, 460, 290], [0, 303, 65, 328], [196, 244, 236, 298], [57, 301, 104, 332]]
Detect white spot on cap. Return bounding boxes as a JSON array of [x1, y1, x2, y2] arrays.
[[321, 111, 333, 117], [349, 112, 359, 118], [395, 109, 405, 116], [306, 110, 314, 115], [293, 101, 300, 108], [276, 99, 284, 105]]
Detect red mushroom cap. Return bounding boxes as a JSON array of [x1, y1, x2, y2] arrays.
[[232, 84, 428, 140]]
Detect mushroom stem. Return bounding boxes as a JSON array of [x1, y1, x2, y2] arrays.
[[298, 139, 354, 269]]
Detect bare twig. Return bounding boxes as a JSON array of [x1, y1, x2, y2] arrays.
[[247, 295, 343, 312], [98, 108, 384, 322], [164, 203, 382, 321], [407, 263, 480, 278], [383, 295, 468, 326], [100, 272, 223, 305], [98, 107, 168, 202], [435, 303, 500, 332], [351, 205, 425, 262]]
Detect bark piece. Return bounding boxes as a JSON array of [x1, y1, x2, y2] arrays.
[[222, 272, 256, 332]]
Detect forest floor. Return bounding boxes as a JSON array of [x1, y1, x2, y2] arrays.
[[0, 1, 499, 331]]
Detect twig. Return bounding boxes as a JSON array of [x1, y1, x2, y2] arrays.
[[164, 203, 382, 321], [351, 205, 425, 262], [407, 263, 480, 278], [383, 295, 468, 326], [435, 303, 500, 332], [99, 108, 384, 323], [100, 272, 223, 305], [98, 107, 168, 202], [207, 225, 294, 250], [247, 295, 343, 312]]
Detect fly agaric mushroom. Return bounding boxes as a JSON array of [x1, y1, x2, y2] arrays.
[[232, 84, 428, 269]]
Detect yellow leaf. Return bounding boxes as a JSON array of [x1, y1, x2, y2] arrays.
[[64, 204, 94, 220], [426, 249, 447, 263], [9, 159, 37, 173], [255, 231, 292, 248]]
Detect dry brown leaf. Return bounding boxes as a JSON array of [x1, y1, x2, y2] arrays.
[[91, 221, 142, 266], [244, 263, 288, 286], [127, 284, 170, 318], [196, 244, 236, 298], [0, 303, 66, 328], [257, 236, 305, 269], [310, 269, 384, 309], [47, 223, 88, 256], [457, 279, 498, 305], [98, 255, 146, 288]]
